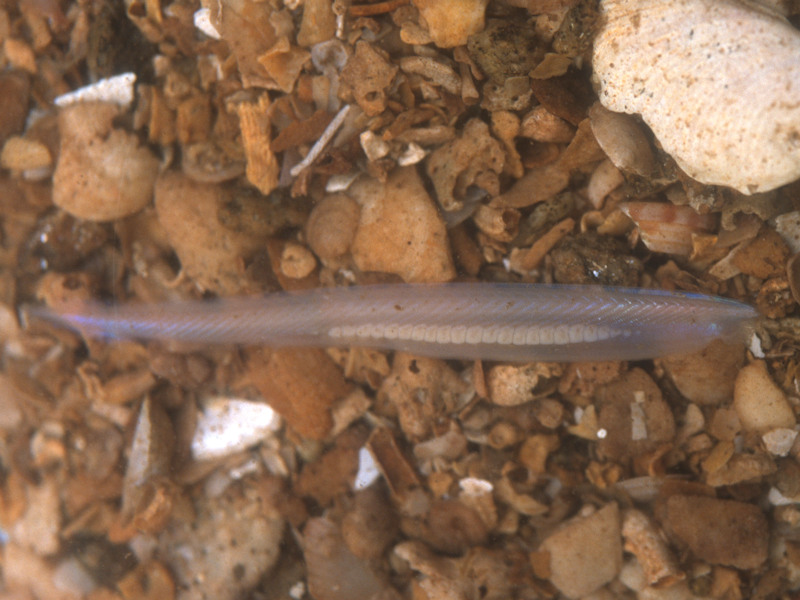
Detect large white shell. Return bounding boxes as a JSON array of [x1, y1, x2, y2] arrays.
[[592, 0, 800, 194]]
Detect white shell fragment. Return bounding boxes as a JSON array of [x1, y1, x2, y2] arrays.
[[354, 446, 380, 490], [193, 8, 221, 39], [592, 0, 800, 194], [191, 397, 282, 461], [54, 72, 136, 108]]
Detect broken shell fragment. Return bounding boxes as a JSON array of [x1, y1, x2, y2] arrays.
[[588, 104, 655, 177], [191, 397, 281, 462], [592, 0, 800, 194], [620, 202, 717, 256]]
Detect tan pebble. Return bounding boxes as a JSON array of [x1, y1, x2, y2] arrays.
[[53, 102, 159, 222], [4, 38, 37, 74], [533, 398, 564, 429], [257, 41, 310, 94], [458, 478, 498, 530], [412, 0, 489, 48], [366, 427, 429, 516], [413, 425, 467, 462], [245, 347, 351, 441], [661, 495, 768, 569], [592, 0, 800, 194], [154, 173, 266, 295], [35, 271, 94, 307], [704, 452, 776, 487], [520, 105, 575, 143], [424, 498, 489, 554], [660, 340, 744, 405], [117, 398, 173, 539], [295, 427, 369, 506], [280, 242, 317, 279], [540, 503, 623, 598], [497, 475, 548, 516], [487, 363, 557, 407], [359, 130, 390, 162], [0, 136, 51, 171], [6, 543, 85, 600], [733, 360, 795, 432], [116, 562, 174, 600], [350, 167, 455, 283], [708, 408, 740, 441]]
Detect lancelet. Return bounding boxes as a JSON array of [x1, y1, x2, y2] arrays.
[[25, 283, 758, 362]]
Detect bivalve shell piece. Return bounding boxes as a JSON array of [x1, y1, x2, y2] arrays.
[[592, 0, 800, 194]]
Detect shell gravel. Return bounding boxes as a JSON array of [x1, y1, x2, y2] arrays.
[[8, 0, 800, 598]]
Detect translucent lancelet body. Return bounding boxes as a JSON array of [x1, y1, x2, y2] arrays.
[[26, 283, 758, 362]]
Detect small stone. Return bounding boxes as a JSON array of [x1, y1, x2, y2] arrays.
[[159, 483, 284, 600], [733, 361, 795, 432], [661, 495, 768, 569], [350, 167, 455, 283], [762, 428, 799, 457], [595, 368, 675, 461], [540, 503, 623, 599], [660, 340, 744, 405], [306, 193, 360, 261], [280, 242, 317, 279]]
